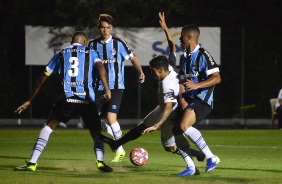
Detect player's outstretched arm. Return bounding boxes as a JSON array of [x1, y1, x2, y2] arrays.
[[15, 75, 48, 114]]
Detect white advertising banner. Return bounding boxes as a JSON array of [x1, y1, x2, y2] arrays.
[[25, 26, 220, 66]]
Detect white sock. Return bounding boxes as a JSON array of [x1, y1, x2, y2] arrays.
[[184, 127, 214, 159], [94, 137, 104, 161], [101, 120, 114, 137], [30, 124, 53, 163], [177, 148, 195, 170], [96, 149, 104, 161], [185, 156, 196, 170], [111, 122, 124, 153]]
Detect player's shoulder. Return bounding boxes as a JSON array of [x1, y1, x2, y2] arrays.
[[199, 47, 213, 58], [112, 36, 128, 45], [163, 71, 179, 86], [88, 37, 100, 44]]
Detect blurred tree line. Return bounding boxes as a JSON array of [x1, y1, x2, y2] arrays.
[[0, 0, 281, 119]]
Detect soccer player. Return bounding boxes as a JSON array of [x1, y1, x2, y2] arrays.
[[88, 14, 145, 162], [100, 12, 204, 176], [178, 24, 221, 173], [102, 55, 200, 176], [14, 31, 114, 172]]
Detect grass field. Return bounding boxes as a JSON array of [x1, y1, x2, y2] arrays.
[[0, 128, 282, 184]]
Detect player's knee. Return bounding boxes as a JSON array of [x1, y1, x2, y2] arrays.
[[46, 120, 59, 130]]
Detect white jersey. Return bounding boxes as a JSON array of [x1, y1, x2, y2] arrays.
[[158, 67, 179, 111], [143, 65, 180, 147]]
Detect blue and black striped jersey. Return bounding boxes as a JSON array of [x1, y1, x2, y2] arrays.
[[44, 43, 102, 102], [88, 35, 133, 90], [179, 45, 219, 107]]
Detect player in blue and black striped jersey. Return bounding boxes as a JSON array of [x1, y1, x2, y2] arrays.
[[88, 14, 145, 162], [14, 31, 114, 172], [178, 24, 221, 173]]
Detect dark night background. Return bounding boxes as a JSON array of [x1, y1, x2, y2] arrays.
[[0, 0, 281, 120]]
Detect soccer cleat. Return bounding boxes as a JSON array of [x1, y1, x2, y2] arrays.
[[177, 167, 200, 176], [196, 151, 205, 162], [96, 160, 113, 172], [14, 162, 37, 171], [206, 155, 220, 173], [111, 150, 126, 162]]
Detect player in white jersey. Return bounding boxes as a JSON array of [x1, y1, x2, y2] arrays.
[[101, 55, 200, 176], [100, 12, 203, 176]]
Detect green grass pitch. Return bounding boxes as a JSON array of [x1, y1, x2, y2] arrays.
[[0, 128, 282, 184]]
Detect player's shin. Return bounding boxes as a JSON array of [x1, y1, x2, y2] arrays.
[[30, 124, 53, 164]]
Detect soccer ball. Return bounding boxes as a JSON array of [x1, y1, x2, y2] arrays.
[[129, 147, 149, 166]]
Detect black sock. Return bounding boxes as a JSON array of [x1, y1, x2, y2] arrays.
[[115, 127, 142, 146]]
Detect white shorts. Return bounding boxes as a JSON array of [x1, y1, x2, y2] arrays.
[[143, 106, 176, 147]]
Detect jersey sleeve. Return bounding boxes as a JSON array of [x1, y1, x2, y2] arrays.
[[168, 52, 176, 70], [162, 78, 178, 104], [88, 40, 94, 50], [44, 53, 60, 76], [91, 49, 102, 63], [202, 50, 220, 76], [118, 39, 133, 60]]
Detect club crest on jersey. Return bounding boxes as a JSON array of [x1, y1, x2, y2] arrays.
[[111, 49, 116, 56], [192, 64, 197, 70]]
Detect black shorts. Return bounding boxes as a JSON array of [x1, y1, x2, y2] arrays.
[[95, 89, 123, 116], [184, 98, 212, 125], [49, 97, 101, 131]]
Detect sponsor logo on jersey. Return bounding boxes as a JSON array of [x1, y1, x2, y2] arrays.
[[65, 81, 84, 87], [65, 49, 89, 53], [186, 71, 199, 79], [64, 90, 86, 96], [204, 50, 214, 64], [102, 58, 116, 63], [66, 98, 89, 104]]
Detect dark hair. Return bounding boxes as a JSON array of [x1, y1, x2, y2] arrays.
[[71, 31, 87, 44], [98, 14, 114, 25], [149, 55, 169, 71], [182, 24, 200, 34]]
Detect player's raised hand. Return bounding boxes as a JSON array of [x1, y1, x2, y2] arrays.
[[159, 12, 168, 30], [15, 101, 32, 114]]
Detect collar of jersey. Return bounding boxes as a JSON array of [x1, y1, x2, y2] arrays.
[[184, 44, 200, 57], [72, 43, 82, 46], [101, 35, 112, 44]]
